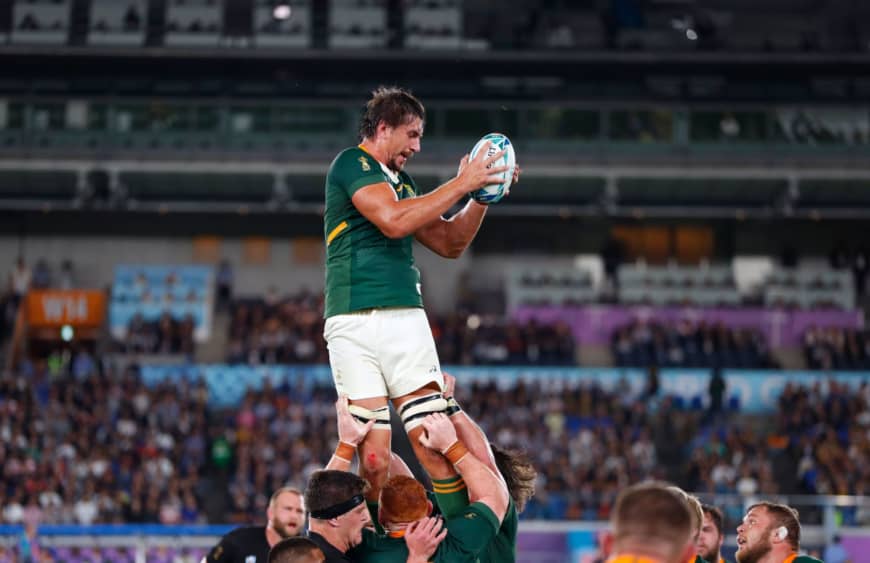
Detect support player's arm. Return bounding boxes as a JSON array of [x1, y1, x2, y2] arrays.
[[326, 396, 375, 471], [441, 372, 502, 485], [351, 146, 506, 240], [419, 413, 509, 523]]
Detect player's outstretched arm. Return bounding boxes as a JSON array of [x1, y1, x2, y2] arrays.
[[418, 413, 509, 523], [440, 372, 502, 484], [351, 144, 507, 240], [326, 396, 375, 471]]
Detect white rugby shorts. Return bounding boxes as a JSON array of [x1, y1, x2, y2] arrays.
[[324, 307, 444, 400]]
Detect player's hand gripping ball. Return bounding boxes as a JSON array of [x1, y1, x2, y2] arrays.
[[469, 132, 516, 204]]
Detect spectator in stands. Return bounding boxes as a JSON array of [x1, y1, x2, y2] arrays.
[[803, 327, 870, 370], [2, 352, 868, 540], [217, 259, 234, 309], [31, 259, 50, 289], [9, 256, 31, 309], [612, 319, 775, 369], [821, 535, 850, 563], [59, 260, 75, 290], [708, 367, 726, 417]]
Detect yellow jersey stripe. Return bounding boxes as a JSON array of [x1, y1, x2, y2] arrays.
[[326, 221, 348, 246], [432, 483, 468, 494]]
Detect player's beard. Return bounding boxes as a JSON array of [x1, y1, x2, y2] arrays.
[[272, 520, 300, 539], [735, 538, 771, 563]]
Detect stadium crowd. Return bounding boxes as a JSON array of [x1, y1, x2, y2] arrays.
[[612, 319, 777, 369], [803, 326, 870, 370], [121, 312, 197, 356], [3, 355, 868, 529], [224, 292, 576, 366]]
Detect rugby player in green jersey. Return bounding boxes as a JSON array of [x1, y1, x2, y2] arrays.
[[348, 412, 511, 563], [441, 372, 536, 563], [307, 397, 446, 563], [735, 502, 823, 563], [322, 86, 521, 507]]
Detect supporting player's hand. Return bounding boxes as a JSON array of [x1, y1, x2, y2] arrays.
[[457, 142, 509, 192], [512, 163, 522, 186], [418, 413, 459, 453], [442, 371, 456, 399], [405, 516, 447, 563], [335, 395, 374, 447]]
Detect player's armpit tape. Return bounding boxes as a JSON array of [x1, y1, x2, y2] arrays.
[[348, 405, 391, 429], [398, 393, 448, 432]]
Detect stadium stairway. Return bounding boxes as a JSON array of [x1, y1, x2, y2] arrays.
[[196, 307, 231, 363], [772, 347, 806, 370]]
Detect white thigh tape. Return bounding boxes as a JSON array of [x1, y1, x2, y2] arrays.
[[398, 393, 448, 432], [348, 405, 391, 428]]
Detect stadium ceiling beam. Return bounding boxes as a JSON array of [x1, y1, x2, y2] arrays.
[[4, 158, 870, 181], [2, 200, 870, 220]]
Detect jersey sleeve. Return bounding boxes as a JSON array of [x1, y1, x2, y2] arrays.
[[331, 150, 387, 197], [204, 533, 239, 562], [436, 502, 500, 562]]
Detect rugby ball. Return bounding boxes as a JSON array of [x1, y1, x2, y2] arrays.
[[469, 132, 515, 204]]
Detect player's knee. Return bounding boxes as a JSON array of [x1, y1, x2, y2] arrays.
[[360, 447, 391, 479]]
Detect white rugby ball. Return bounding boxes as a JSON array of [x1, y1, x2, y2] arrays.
[[469, 132, 516, 204]]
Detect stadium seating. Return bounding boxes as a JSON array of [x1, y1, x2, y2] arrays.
[[611, 319, 774, 368], [507, 267, 599, 310], [225, 294, 576, 367], [109, 265, 214, 344], [88, 1, 146, 46], [2, 360, 867, 533], [11, 0, 70, 45], [404, 0, 463, 50], [618, 263, 741, 306], [328, 0, 387, 48], [253, 0, 311, 48], [764, 266, 856, 309], [164, 0, 222, 47]]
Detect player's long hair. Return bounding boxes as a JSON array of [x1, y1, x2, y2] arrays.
[[491, 443, 537, 513]]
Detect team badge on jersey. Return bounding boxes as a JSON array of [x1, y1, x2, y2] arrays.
[[245, 556, 257, 563], [358, 157, 371, 171]]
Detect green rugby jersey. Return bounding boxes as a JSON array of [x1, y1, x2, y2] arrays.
[[348, 502, 500, 563], [324, 146, 424, 318], [478, 499, 517, 563]]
